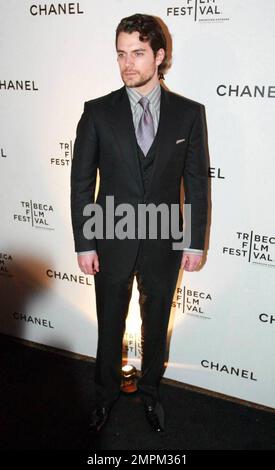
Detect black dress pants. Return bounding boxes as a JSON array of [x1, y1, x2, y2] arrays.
[[93, 241, 182, 407]]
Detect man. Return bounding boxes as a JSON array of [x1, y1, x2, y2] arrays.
[[71, 13, 208, 433]]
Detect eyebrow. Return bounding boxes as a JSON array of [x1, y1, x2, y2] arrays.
[[116, 48, 147, 53]]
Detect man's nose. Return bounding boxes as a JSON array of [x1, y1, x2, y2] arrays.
[[125, 55, 134, 67]]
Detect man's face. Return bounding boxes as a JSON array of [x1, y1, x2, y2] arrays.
[[116, 31, 164, 88]]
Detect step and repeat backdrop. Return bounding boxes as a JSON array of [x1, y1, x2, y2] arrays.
[[0, 1, 274, 409]]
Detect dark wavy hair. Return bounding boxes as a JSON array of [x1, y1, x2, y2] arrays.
[[115, 13, 168, 78]]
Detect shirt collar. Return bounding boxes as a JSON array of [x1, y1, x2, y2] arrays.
[[126, 82, 161, 108]]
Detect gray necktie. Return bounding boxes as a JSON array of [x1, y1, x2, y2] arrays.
[[136, 96, 155, 156]]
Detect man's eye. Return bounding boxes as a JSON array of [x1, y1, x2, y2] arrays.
[[136, 52, 144, 56]]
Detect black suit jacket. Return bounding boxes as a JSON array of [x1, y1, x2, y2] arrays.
[[71, 85, 208, 275]]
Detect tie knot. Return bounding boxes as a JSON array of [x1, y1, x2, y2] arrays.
[[139, 96, 150, 110]]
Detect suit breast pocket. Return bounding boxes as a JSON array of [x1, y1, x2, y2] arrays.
[[174, 139, 187, 151], [172, 140, 187, 161]]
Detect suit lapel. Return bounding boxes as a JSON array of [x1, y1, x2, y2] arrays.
[[108, 86, 143, 194], [146, 86, 182, 197]]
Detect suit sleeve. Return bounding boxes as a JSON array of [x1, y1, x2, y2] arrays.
[[183, 104, 208, 250], [70, 102, 99, 252]]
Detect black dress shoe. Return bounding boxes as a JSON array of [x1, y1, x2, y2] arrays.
[[144, 401, 165, 432], [89, 405, 110, 432]]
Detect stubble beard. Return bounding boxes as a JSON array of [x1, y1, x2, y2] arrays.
[[122, 70, 156, 89]]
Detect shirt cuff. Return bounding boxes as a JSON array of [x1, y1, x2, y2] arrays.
[[77, 250, 97, 255], [183, 248, 203, 255]]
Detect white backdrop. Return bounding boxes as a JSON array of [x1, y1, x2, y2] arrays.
[[0, 0, 274, 409]]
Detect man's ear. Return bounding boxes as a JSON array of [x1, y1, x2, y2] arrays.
[[156, 48, 165, 66]]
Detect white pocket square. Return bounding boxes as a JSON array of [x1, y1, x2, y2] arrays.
[[176, 138, 185, 144]]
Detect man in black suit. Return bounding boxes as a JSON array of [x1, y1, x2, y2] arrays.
[[71, 13, 208, 433]]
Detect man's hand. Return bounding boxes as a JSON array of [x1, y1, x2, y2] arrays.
[[77, 252, 100, 275], [181, 252, 203, 271]]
